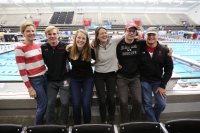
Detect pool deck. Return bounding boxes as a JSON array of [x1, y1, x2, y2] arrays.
[[0, 81, 200, 100], [0, 81, 200, 125]]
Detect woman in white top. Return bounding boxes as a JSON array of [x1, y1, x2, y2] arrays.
[[93, 27, 121, 124]]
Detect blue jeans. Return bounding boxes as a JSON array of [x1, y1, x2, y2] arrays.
[[70, 77, 94, 125], [141, 81, 166, 122], [29, 75, 47, 125], [46, 80, 70, 124]]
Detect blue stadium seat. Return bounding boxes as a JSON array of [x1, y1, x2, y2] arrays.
[[71, 124, 115, 133], [165, 119, 200, 133], [26, 125, 67, 133], [0, 124, 23, 133], [120, 122, 164, 133]]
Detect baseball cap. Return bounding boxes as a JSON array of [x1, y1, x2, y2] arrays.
[[146, 27, 158, 34], [125, 22, 137, 29]]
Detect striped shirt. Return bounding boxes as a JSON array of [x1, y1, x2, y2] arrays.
[[15, 43, 46, 89]]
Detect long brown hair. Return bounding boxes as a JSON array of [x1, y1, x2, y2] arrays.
[[94, 26, 107, 48], [69, 29, 91, 61]]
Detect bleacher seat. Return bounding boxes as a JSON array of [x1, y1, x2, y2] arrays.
[[71, 124, 115, 133], [120, 122, 164, 133], [26, 125, 67, 133], [0, 124, 23, 133], [165, 119, 200, 133]]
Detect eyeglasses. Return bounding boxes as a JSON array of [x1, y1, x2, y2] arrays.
[[126, 29, 137, 33]]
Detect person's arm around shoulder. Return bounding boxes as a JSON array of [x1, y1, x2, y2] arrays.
[[90, 39, 95, 48], [159, 41, 173, 56], [66, 43, 73, 52], [111, 34, 125, 45]]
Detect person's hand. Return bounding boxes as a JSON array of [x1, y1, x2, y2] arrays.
[[118, 64, 122, 69], [168, 47, 173, 56], [28, 87, 37, 98], [66, 44, 73, 52], [155, 87, 166, 99], [90, 40, 95, 48], [163, 44, 173, 56]]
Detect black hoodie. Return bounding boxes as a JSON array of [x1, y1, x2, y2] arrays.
[[41, 41, 69, 81]]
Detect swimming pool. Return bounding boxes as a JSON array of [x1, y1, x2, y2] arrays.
[[164, 41, 200, 84], [0, 42, 200, 83], [166, 42, 200, 63], [0, 50, 21, 82]]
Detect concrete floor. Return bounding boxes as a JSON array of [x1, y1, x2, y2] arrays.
[[0, 82, 200, 125]]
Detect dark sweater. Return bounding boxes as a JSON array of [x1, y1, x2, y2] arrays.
[[41, 41, 69, 81], [139, 41, 173, 89], [69, 55, 93, 79], [116, 39, 141, 78]]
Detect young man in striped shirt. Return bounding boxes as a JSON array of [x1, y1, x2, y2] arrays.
[[15, 22, 47, 125]]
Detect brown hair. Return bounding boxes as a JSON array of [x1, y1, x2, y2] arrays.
[[94, 26, 107, 48], [69, 29, 91, 61], [20, 22, 35, 34]]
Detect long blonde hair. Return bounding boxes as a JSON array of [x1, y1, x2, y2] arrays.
[[69, 29, 91, 61]]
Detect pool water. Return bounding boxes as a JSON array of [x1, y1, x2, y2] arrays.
[[0, 42, 200, 82]]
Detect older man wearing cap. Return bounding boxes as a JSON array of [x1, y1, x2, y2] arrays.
[[116, 22, 144, 122], [139, 27, 173, 122]]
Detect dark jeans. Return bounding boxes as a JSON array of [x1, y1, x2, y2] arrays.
[[117, 74, 143, 122], [141, 81, 166, 122], [70, 77, 94, 125], [29, 75, 47, 125], [46, 79, 70, 124], [94, 71, 116, 123]]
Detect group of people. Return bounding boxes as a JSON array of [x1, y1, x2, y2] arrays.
[[15, 21, 173, 125]]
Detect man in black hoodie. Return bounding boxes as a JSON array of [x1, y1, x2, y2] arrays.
[[41, 26, 70, 124]]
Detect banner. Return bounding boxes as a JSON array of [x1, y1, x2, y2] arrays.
[[134, 20, 141, 26], [33, 20, 40, 27], [83, 19, 91, 27]]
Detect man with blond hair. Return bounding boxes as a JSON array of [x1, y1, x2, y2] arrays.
[[41, 25, 70, 124], [15, 22, 47, 125]]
